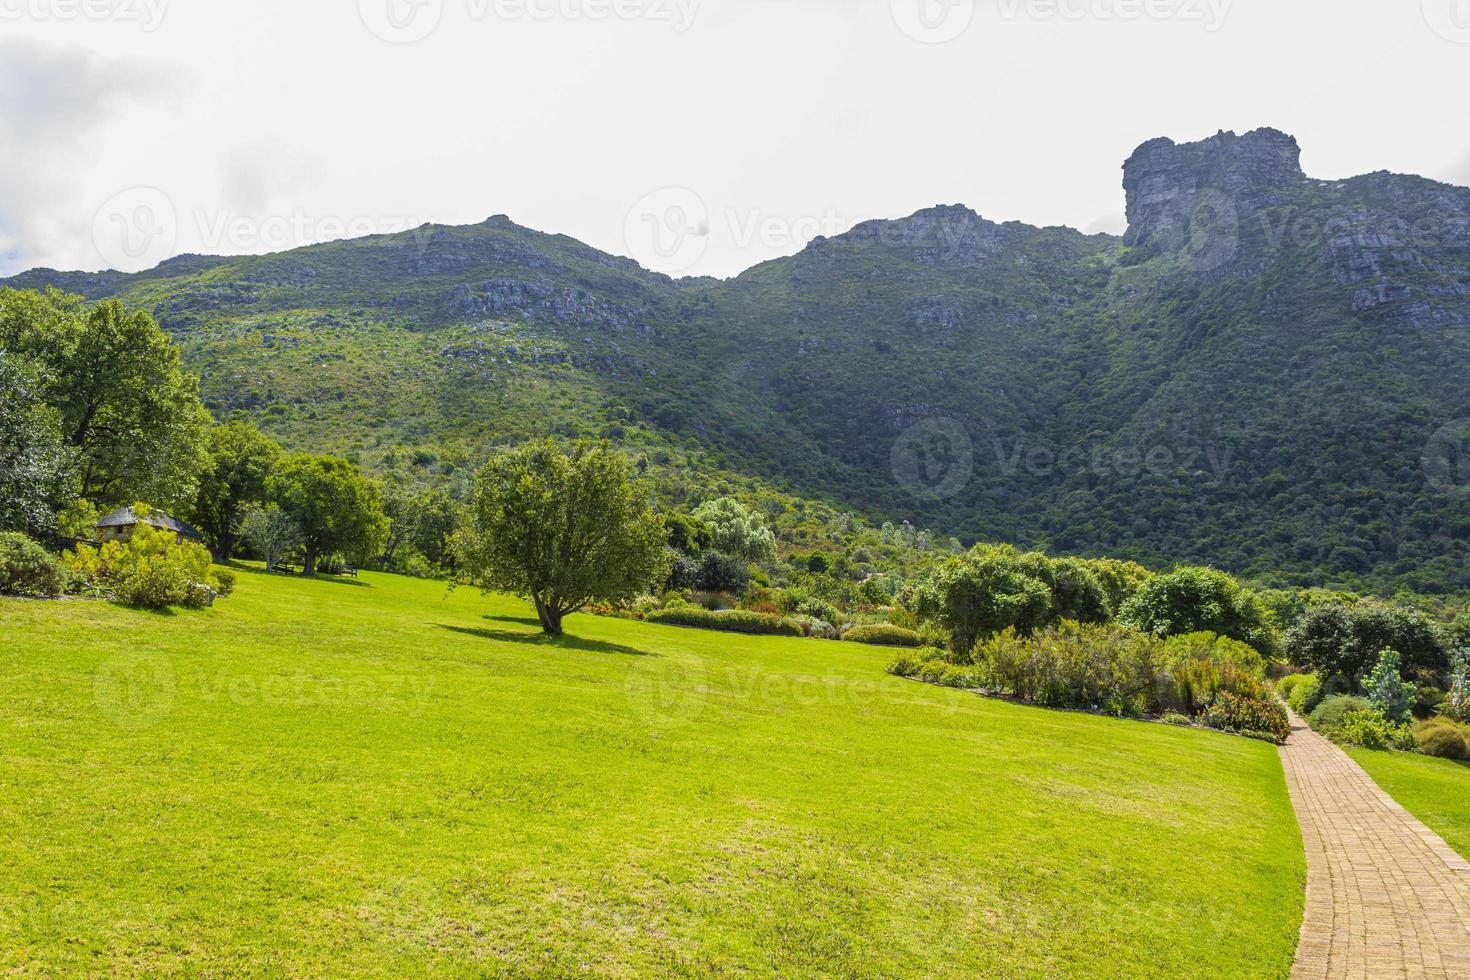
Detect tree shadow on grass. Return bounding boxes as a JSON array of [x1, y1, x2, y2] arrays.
[[227, 563, 373, 587], [436, 624, 654, 658], [484, 614, 542, 628]]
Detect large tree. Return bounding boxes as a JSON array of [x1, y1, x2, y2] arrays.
[[1118, 565, 1279, 658], [191, 420, 283, 559], [691, 496, 775, 562], [1286, 602, 1447, 683], [267, 453, 389, 576], [0, 352, 71, 533], [0, 288, 211, 509], [458, 439, 667, 635]]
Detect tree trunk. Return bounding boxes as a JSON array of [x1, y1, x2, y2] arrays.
[[303, 548, 318, 577], [533, 594, 563, 635]]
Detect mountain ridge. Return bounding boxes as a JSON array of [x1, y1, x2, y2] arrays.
[[7, 127, 1470, 592]]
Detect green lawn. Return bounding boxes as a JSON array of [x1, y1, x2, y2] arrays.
[[1, 569, 1304, 976], [1349, 748, 1470, 861]]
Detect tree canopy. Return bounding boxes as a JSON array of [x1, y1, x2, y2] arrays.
[[191, 420, 283, 559], [0, 288, 211, 509], [1117, 566, 1278, 657], [457, 439, 666, 635], [692, 497, 776, 562], [0, 352, 71, 534], [267, 453, 389, 576]]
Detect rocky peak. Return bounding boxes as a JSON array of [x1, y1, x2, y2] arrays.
[[1123, 128, 1307, 249]]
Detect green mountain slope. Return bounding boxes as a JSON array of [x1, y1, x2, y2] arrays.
[[8, 128, 1470, 592]]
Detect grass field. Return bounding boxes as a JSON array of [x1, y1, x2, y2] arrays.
[[1349, 748, 1470, 861], [0, 568, 1305, 976]]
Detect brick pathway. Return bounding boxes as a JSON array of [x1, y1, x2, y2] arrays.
[[1279, 710, 1470, 978]]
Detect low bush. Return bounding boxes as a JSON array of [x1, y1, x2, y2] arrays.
[[62, 508, 222, 610], [789, 615, 837, 640], [1287, 675, 1324, 716], [888, 650, 978, 689], [1308, 695, 1375, 737], [1277, 673, 1309, 700], [974, 621, 1160, 718], [1160, 711, 1194, 727], [1334, 708, 1416, 752], [645, 607, 802, 637], [843, 624, 921, 647], [1152, 632, 1267, 716], [214, 568, 237, 598], [0, 532, 67, 597], [1200, 691, 1291, 744], [1415, 718, 1470, 760]]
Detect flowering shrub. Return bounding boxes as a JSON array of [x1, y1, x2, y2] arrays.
[[645, 607, 802, 636], [62, 507, 221, 610], [1152, 632, 1266, 716], [1200, 692, 1291, 744]]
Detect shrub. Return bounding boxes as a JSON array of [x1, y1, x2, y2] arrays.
[[1414, 718, 1470, 760], [1287, 675, 1324, 716], [1200, 692, 1291, 743], [1309, 695, 1375, 736], [1335, 708, 1415, 752], [645, 607, 802, 637], [789, 615, 837, 640], [0, 532, 67, 597], [887, 651, 925, 677], [1117, 565, 1279, 657], [973, 621, 1161, 718], [1152, 632, 1267, 716], [1277, 673, 1310, 701], [1364, 649, 1415, 725], [843, 624, 921, 647], [1443, 650, 1469, 723], [214, 568, 237, 598], [61, 508, 221, 610], [1160, 711, 1194, 727]]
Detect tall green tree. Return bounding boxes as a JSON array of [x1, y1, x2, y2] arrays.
[[0, 352, 71, 533], [692, 496, 775, 562], [0, 288, 211, 509], [458, 439, 666, 635], [1118, 566, 1279, 658], [914, 544, 1055, 655], [267, 453, 389, 576], [191, 420, 283, 559]]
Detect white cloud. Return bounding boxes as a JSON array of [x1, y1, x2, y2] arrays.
[[0, 39, 171, 273], [0, 1, 1465, 278]]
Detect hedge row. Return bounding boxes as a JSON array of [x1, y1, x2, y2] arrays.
[[644, 607, 803, 637]]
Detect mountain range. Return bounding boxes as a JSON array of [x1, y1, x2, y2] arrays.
[[7, 127, 1470, 593]]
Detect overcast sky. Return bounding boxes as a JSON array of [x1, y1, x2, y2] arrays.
[[1, 0, 1466, 279]]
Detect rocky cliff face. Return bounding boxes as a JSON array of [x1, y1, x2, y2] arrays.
[[1122, 128, 1307, 256]]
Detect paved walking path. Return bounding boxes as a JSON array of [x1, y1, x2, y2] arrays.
[[1279, 710, 1470, 978]]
